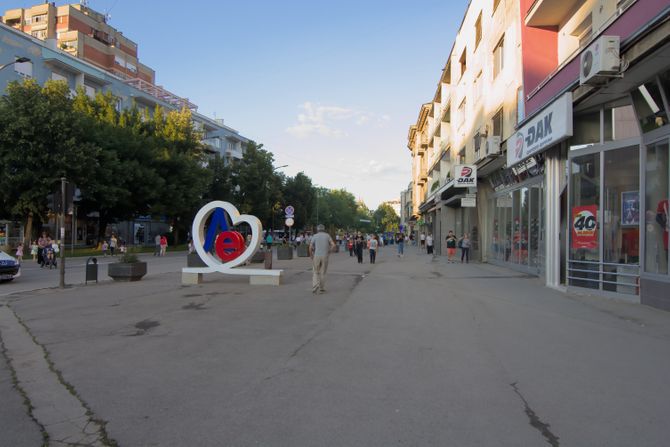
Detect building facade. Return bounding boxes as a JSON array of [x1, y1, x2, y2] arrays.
[[407, 0, 523, 258], [406, 0, 670, 311]]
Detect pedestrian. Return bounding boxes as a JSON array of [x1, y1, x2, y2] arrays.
[[420, 232, 426, 251], [396, 232, 405, 257], [265, 232, 273, 250], [446, 230, 457, 263], [461, 232, 471, 263], [119, 241, 127, 254], [102, 240, 109, 256], [355, 233, 365, 264], [347, 237, 354, 256], [426, 233, 434, 255], [160, 235, 168, 256], [30, 240, 38, 261], [369, 234, 378, 264], [15, 242, 23, 265], [309, 224, 335, 294], [37, 232, 49, 267], [154, 234, 161, 256], [109, 234, 118, 256]]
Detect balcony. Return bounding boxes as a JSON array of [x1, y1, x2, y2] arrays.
[[526, 0, 584, 26], [125, 78, 198, 111]]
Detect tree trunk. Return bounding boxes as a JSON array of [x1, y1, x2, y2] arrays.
[[24, 213, 34, 245]]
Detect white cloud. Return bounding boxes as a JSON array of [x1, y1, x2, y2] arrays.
[[361, 159, 405, 177], [286, 102, 391, 138]]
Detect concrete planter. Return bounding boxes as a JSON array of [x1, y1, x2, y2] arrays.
[[108, 262, 147, 282], [296, 244, 309, 257], [186, 253, 206, 268], [276, 246, 293, 260], [251, 250, 266, 263]]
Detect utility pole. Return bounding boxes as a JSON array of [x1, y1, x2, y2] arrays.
[[59, 177, 66, 289]]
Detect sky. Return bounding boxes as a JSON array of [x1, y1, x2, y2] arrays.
[[1, 0, 469, 208]]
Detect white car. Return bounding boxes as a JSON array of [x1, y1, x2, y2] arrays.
[[0, 250, 20, 282]]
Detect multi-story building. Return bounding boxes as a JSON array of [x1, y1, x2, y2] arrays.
[[408, 0, 523, 257], [2, 2, 155, 84], [407, 0, 670, 311]]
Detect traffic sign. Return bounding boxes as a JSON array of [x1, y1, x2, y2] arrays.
[[285, 217, 295, 227], [285, 205, 295, 217]]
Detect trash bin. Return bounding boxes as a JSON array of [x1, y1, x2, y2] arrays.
[[85, 257, 98, 284]]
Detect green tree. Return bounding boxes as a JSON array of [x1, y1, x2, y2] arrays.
[[282, 172, 316, 231], [232, 141, 283, 229], [373, 203, 400, 233], [0, 79, 100, 239], [204, 154, 233, 202]]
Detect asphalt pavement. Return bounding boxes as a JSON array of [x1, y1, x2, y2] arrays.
[[1, 244, 669, 446]]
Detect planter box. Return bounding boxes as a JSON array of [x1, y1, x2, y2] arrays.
[[296, 244, 309, 257], [251, 250, 266, 263], [276, 246, 293, 260], [108, 262, 147, 282]]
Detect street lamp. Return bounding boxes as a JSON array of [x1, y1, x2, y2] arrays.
[[273, 164, 288, 171], [0, 56, 31, 72]]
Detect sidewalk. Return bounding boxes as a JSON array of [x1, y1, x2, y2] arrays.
[[1, 246, 669, 446]]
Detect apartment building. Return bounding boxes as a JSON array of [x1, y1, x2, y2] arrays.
[[2, 2, 155, 84], [407, 0, 523, 258]]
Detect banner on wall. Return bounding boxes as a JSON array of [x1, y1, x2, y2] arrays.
[[571, 205, 598, 249]]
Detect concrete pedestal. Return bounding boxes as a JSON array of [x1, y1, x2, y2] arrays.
[[181, 271, 203, 285], [249, 273, 282, 286]]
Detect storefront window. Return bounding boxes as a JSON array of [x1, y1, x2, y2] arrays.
[[631, 80, 668, 133], [645, 139, 669, 275], [530, 185, 541, 269], [503, 193, 512, 262], [519, 187, 530, 266], [604, 105, 639, 141], [569, 153, 600, 289], [603, 146, 640, 265], [571, 111, 601, 149]]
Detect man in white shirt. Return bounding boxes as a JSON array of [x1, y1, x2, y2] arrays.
[[309, 224, 335, 294], [426, 233, 434, 255], [420, 232, 426, 251]]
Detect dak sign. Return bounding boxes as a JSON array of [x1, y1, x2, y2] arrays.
[[454, 165, 477, 187]]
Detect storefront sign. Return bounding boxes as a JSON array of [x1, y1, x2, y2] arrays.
[[454, 165, 477, 187], [461, 197, 476, 207], [497, 196, 512, 208], [571, 205, 598, 249], [508, 92, 573, 167]]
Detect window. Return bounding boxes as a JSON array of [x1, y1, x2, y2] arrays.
[[473, 72, 483, 104], [32, 14, 47, 23], [14, 60, 32, 78], [51, 72, 68, 83], [645, 139, 669, 275], [492, 108, 503, 137], [114, 55, 125, 67], [516, 87, 525, 124], [493, 35, 504, 78], [126, 62, 137, 73], [475, 13, 482, 49], [31, 29, 47, 39], [474, 132, 481, 158], [457, 98, 466, 128], [631, 79, 668, 132], [458, 148, 466, 164], [459, 48, 467, 78], [84, 85, 96, 99]]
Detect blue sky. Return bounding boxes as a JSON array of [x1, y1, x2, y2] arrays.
[[2, 0, 468, 208]]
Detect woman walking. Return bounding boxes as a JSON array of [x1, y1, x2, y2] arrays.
[[460, 233, 471, 263], [355, 233, 365, 264], [160, 235, 168, 256]]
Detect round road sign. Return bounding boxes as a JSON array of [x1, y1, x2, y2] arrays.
[[285, 205, 295, 216], [285, 217, 295, 227]]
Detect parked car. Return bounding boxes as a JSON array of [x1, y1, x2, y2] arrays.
[[0, 250, 20, 282]]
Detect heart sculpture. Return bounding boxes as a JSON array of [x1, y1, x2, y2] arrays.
[[190, 201, 262, 273]]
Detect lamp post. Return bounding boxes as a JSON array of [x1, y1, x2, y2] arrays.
[[0, 56, 31, 72]]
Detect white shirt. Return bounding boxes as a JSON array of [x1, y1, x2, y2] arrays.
[[426, 235, 433, 246], [421, 234, 426, 241]]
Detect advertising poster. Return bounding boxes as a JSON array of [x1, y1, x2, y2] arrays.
[[621, 191, 639, 227], [572, 205, 598, 249]]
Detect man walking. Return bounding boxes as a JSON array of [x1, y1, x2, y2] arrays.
[[309, 224, 335, 294], [154, 234, 161, 256]]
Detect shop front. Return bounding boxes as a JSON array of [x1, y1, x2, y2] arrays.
[[566, 42, 670, 307]]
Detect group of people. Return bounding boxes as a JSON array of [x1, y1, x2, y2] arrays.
[[101, 234, 128, 257], [425, 231, 470, 263], [344, 232, 381, 264], [27, 232, 60, 269], [154, 234, 169, 256]]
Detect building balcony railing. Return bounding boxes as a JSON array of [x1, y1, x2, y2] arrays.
[[124, 77, 198, 111]]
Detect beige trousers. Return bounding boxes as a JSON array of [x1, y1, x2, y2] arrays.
[[312, 255, 329, 292]]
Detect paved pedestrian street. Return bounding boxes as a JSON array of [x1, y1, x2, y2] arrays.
[[1, 246, 669, 446]]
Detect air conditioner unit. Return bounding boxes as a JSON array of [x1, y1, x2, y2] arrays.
[[485, 136, 501, 156], [580, 35, 620, 85]]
